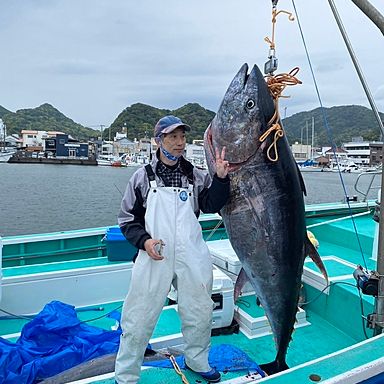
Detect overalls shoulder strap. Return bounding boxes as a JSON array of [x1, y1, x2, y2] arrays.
[[180, 157, 194, 189], [144, 164, 157, 188]]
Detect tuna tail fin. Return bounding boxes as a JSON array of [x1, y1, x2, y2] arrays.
[[260, 359, 289, 376], [306, 236, 329, 284]]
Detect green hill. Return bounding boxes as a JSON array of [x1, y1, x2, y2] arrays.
[[109, 102, 215, 142], [112, 103, 383, 146], [1, 102, 382, 146], [282, 105, 383, 147], [0, 105, 12, 119], [0, 103, 98, 141]]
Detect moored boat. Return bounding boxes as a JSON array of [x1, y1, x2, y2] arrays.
[[0, 150, 15, 163]]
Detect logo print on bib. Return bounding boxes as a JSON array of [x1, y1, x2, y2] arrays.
[[179, 191, 188, 201]]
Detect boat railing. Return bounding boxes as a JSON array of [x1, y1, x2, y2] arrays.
[[354, 171, 382, 202]]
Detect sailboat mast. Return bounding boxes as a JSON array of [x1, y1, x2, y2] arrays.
[[327, 0, 384, 336], [311, 116, 314, 160]]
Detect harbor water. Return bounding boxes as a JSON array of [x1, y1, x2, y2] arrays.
[[0, 163, 381, 237]]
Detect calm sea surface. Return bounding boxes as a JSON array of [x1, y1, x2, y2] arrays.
[[0, 163, 381, 237]]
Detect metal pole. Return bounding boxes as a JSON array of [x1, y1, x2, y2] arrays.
[[351, 0, 384, 35], [327, 0, 384, 138], [300, 126, 303, 161], [376, 175, 384, 335], [327, 0, 384, 335]]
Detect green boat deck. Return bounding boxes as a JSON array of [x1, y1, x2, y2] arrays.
[[1, 203, 382, 383]]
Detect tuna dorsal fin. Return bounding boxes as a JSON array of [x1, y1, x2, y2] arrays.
[[295, 162, 307, 196], [306, 236, 328, 284]]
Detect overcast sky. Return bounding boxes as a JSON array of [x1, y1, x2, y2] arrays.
[[1, 0, 383, 128]]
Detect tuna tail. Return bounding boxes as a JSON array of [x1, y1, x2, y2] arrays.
[[260, 359, 289, 376], [306, 236, 329, 284]]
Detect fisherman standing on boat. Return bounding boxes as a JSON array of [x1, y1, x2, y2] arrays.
[[115, 115, 230, 384]]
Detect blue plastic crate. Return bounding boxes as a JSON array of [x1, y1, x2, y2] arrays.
[[104, 227, 138, 262]]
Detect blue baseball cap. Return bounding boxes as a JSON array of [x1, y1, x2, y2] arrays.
[[154, 115, 191, 137]]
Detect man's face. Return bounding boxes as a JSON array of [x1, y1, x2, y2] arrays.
[[161, 127, 186, 157]]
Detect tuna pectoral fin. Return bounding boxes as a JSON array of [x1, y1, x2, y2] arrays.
[[234, 268, 262, 306], [296, 162, 307, 196], [260, 360, 289, 375], [234, 267, 249, 303], [306, 236, 329, 284]]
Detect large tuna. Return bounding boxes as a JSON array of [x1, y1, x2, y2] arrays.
[[204, 63, 326, 375]]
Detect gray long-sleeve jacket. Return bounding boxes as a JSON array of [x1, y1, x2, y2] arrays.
[[118, 154, 230, 250]]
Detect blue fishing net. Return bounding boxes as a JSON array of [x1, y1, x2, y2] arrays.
[[144, 344, 265, 377]]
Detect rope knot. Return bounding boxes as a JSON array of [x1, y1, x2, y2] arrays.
[[259, 68, 302, 162]]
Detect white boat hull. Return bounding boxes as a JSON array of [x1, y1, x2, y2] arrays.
[[0, 152, 14, 163]]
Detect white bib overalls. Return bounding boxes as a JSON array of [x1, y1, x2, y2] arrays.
[[115, 175, 214, 383]]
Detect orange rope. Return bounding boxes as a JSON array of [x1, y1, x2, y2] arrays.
[[264, 8, 295, 54], [259, 67, 302, 162], [169, 355, 190, 384]]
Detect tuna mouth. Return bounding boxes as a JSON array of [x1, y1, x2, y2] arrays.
[[243, 65, 250, 86], [206, 125, 259, 173]]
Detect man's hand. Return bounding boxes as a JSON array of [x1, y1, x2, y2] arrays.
[[144, 239, 164, 260], [215, 146, 229, 178]]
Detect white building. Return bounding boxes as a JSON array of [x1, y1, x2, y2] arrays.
[[342, 137, 370, 166], [290, 142, 312, 162], [5, 134, 22, 148], [101, 141, 114, 157], [114, 137, 137, 156], [186, 143, 206, 168], [324, 147, 348, 164], [21, 130, 65, 150], [21, 130, 42, 148]]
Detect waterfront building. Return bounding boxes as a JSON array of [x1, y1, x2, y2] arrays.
[[114, 137, 137, 157], [324, 146, 348, 164], [342, 137, 370, 166], [101, 142, 114, 157], [137, 138, 151, 162], [369, 142, 384, 166], [56, 134, 89, 158], [291, 142, 312, 162], [186, 142, 206, 167], [4, 134, 22, 148]]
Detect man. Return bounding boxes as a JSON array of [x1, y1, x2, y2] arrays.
[[115, 115, 229, 383]]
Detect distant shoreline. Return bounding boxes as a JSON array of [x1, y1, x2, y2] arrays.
[[8, 156, 97, 166]]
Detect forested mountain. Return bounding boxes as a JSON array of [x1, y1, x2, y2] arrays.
[[109, 102, 215, 142], [0, 105, 12, 119], [1, 102, 382, 146], [0, 104, 98, 141], [112, 103, 383, 146], [282, 105, 383, 147]]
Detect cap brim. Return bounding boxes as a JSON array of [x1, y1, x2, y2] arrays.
[[160, 123, 191, 134]]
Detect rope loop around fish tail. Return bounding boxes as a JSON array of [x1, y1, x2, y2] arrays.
[[260, 67, 302, 162]]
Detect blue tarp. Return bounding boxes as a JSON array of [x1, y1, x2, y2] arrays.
[[144, 344, 265, 377], [298, 159, 318, 167], [0, 301, 263, 383], [0, 301, 121, 383]]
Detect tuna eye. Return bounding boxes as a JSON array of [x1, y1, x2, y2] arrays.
[[246, 99, 255, 109]]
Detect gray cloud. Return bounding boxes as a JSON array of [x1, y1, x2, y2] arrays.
[[0, 0, 383, 126]]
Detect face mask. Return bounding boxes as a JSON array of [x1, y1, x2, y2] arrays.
[[160, 146, 180, 162], [157, 136, 181, 162]]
